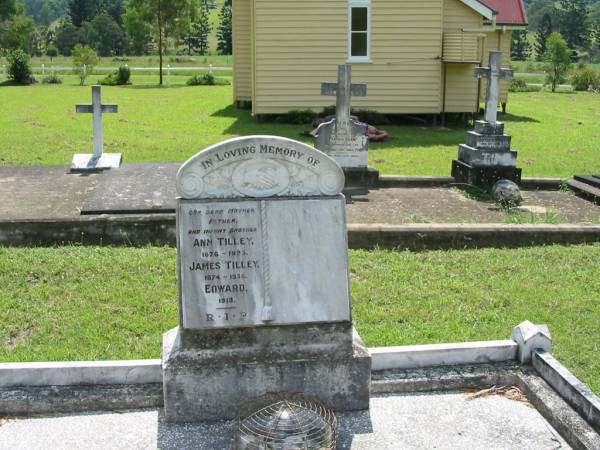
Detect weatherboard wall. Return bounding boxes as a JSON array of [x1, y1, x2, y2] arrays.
[[233, 0, 252, 102]]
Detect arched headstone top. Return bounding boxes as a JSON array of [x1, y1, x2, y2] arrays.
[[176, 136, 345, 199]]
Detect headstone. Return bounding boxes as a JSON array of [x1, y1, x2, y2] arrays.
[[316, 65, 368, 168], [452, 51, 522, 188], [316, 65, 379, 191], [162, 135, 371, 422], [70, 85, 122, 172]]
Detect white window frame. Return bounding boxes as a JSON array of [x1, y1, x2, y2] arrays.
[[348, 0, 372, 63]]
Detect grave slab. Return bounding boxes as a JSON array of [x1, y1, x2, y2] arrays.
[[81, 163, 179, 215], [0, 392, 571, 449]]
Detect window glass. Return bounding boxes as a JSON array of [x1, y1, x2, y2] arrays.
[[351, 7, 368, 31], [351, 33, 368, 57]]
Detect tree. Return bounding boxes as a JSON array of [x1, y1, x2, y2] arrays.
[[55, 20, 83, 55], [72, 43, 97, 85], [123, 6, 152, 55], [125, 0, 192, 85], [216, 0, 231, 55], [511, 30, 530, 61], [0, 0, 16, 20], [196, 0, 210, 55], [544, 32, 571, 92], [0, 13, 35, 52], [68, 0, 96, 27], [557, 0, 589, 50], [46, 44, 58, 61], [535, 13, 553, 61], [86, 13, 128, 56]]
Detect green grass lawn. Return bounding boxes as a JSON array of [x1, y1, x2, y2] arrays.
[[0, 80, 598, 177], [0, 244, 598, 394]]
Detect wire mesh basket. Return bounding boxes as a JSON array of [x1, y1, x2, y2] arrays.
[[235, 393, 337, 450]]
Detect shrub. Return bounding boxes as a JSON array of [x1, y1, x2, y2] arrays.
[[571, 67, 600, 91], [275, 109, 318, 124], [509, 79, 542, 92], [319, 106, 390, 125], [7, 49, 33, 85], [46, 46, 58, 61], [42, 74, 63, 84], [72, 44, 98, 86], [100, 65, 131, 86], [186, 73, 230, 86]]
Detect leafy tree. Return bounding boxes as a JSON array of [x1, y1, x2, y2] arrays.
[[182, 22, 201, 54], [0, 0, 16, 20], [544, 32, 572, 92], [0, 13, 35, 52], [55, 19, 83, 55], [216, 0, 231, 55], [557, 0, 589, 50], [97, 0, 125, 25], [72, 43, 97, 85], [123, 6, 152, 55], [86, 13, 128, 56], [511, 30, 531, 61], [125, 0, 192, 85], [46, 44, 58, 60], [196, 0, 210, 55], [21, 0, 69, 26], [7, 48, 32, 83], [68, 0, 96, 27], [535, 13, 553, 61]]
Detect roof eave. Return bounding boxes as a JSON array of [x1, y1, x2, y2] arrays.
[[459, 0, 496, 20]]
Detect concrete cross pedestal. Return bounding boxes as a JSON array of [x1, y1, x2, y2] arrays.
[[451, 51, 521, 188], [316, 65, 378, 191], [70, 85, 122, 173]]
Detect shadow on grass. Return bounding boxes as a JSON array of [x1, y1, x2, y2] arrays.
[[213, 104, 470, 149], [120, 84, 188, 90], [501, 113, 540, 123]]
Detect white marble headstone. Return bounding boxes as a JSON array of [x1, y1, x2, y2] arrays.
[[176, 136, 350, 329]]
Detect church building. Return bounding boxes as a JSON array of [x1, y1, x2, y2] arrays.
[[231, 0, 528, 117]]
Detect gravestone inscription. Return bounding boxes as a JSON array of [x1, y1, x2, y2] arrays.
[[316, 65, 368, 168], [163, 135, 371, 422], [452, 51, 522, 188]]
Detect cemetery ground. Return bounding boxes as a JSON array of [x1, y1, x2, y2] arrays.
[[0, 244, 599, 395], [0, 81, 599, 178]]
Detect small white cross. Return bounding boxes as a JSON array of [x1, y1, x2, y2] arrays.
[[321, 65, 367, 126], [76, 85, 118, 163]]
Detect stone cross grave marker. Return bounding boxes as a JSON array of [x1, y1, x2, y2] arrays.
[[70, 85, 122, 172], [474, 51, 513, 124], [316, 64, 369, 168], [162, 135, 371, 422]]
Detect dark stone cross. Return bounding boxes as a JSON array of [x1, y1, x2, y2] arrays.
[[474, 51, 513, 124], [321, 65, 367, 127]]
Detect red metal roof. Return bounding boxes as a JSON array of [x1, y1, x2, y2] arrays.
[[480, 0, 528, 26]]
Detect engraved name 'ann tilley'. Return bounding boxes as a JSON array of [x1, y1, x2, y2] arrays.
[[71, 85, 121, 171], [474, 51, 514, 124]]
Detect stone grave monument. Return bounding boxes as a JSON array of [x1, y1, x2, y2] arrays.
[[452, 51, 522, 188], [317, 65, 379, 189], [70, 85, 122, 173], [162, 135, 371, 422]]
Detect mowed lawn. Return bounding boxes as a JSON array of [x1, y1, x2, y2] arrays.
[[0, 80, 599, 177], [0, 244, 599, 394]]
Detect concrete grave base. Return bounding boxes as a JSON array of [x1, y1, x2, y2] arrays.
[[451, 159, 522, 188], [70, 153, 122, 173], [161, 323, 371, 422]]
